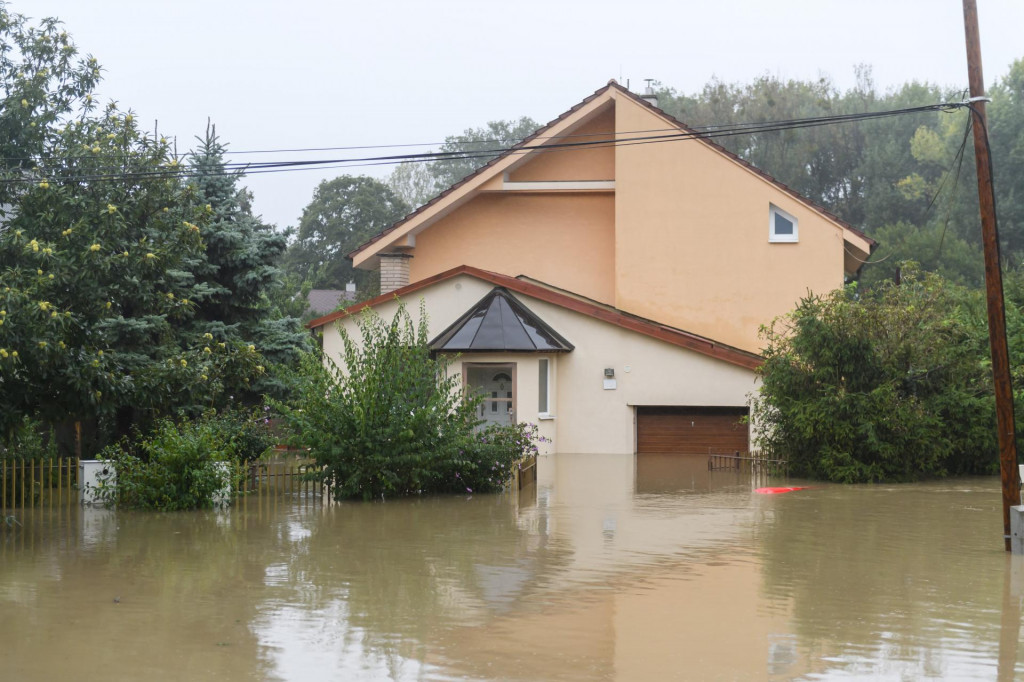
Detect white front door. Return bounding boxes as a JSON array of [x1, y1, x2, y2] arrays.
[[465, 364, 516, 428]]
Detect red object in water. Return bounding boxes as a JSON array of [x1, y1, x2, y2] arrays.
[[755, 486, 808, 495]]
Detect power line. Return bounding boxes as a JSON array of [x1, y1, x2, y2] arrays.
[[1, 101, 968, 186]]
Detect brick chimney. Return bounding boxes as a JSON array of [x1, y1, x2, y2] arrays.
[[379, 253, 413, 294]]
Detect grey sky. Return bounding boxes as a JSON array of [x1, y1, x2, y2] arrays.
[[27, 0, 1024, 231]]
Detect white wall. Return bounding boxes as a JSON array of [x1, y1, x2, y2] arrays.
[[319, 274, 757, 455]]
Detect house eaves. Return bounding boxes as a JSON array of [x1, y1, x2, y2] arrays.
[[307, 265, 763, 371]]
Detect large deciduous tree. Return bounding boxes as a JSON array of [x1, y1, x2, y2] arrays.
[[386, 117, 540, 209], [284, 175, 409, 295], [0, 107, 264, 447]]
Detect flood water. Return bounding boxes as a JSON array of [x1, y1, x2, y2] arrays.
[[2, 453, 1022, 681]]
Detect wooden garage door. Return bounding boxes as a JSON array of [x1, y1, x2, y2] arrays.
[[636, 406, 749, 454]]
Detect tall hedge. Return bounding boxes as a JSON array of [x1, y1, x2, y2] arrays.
[[754, 266, 998, 482]]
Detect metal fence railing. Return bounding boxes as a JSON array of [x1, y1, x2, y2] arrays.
[[236, 459, 325, 500], [1, 458, 79, 514], [707, 450, 788, 478]]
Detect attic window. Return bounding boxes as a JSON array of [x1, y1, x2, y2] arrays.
[[769, 205, 798, 243]]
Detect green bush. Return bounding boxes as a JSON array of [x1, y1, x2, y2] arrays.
[[205, 406, 276, 463], [446, 422, 546, 494], [91, 417, 240, 510], [754, 265, 997, 483], [1, 416, 58, 461], [278, 302, 536, 500]]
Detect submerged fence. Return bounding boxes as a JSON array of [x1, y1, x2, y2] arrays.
[[1, 458, 79, 514], [3, 454, 538, 513], [707, 450, 788, 478], [236, 459, 324, 499], [1, 457, 323, 513]]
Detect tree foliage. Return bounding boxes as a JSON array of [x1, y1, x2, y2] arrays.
[[0, 10, 291, 453], [283, 175, 409, 294], [0, 106, 265, 443], [0, 3, 100, 201], [754, 266, 997, 482], [386, 117, 539, 209], [185, 126, 309, 397]]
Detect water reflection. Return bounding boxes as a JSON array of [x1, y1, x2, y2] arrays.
[[756, 480, 1019, 679], [1, 455, 1021, 680]]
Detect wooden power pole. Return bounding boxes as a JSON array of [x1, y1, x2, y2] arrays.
[[963, 0, 1018, 551]]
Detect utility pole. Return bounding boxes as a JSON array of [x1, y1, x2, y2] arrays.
[[962, 0, 1018, 551]]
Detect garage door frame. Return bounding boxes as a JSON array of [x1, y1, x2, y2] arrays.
[[635, 406, 750, 455]]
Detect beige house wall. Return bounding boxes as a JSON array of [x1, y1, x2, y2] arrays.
[[612, 92, 848, 352], [320, 274, 755, 456], [407, 193, 616, 304], [364, 89, 855, 355], [507, 105, 615, 182]]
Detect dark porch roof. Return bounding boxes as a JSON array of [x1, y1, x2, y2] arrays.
[[429, 287, 574, 353]]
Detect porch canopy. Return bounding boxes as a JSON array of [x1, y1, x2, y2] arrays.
[[429, 287, 574, 353]]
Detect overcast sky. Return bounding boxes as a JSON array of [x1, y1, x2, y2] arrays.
[[27, 0, 1024, 230]]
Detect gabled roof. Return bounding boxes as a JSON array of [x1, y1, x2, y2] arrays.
[[307, 265, 762, 371], [348, 81, 875, 265], [429, 287, 574, 353]]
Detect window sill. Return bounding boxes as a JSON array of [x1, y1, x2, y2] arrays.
[[538, 412, 555, 421]]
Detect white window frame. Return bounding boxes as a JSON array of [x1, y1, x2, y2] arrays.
[[538, 357, 554, 420], [769, 204, 799, 243]]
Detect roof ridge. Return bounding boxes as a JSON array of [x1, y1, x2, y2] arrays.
[[347, 83, 618, 261], [348, 81, 874, 262], [605, 81, 875, 246]]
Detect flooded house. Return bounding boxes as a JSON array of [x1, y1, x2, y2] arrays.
[[308, 81, 875, 455]]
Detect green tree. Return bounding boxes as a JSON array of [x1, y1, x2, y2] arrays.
[[859, 221, 984, 288], [386, 160, 438, 210], [429, 117, 539, 190], [988, 59, 1024, 257], [0, 106, 263, 448], [283, 175, 409, 294], [185, 125, 309, 397], [0, 4, 100, 202], [754, 265, 996, 482]]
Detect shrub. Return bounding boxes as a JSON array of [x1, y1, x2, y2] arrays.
[[278, 302, 537, 500], [754, 266, 996, 482], [205, 406, 276, 463], [0, 416, 58, 461], [444, 422, 547, 495], [91, 416, 240, 510]]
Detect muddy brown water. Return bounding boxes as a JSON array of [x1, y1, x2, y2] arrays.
[[2, 453, 1022, 681]]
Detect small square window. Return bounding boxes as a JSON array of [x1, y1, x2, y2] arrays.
[[770, 205, 798, 243]]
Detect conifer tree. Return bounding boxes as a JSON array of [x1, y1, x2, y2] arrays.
[[186, 126, 308, 397]]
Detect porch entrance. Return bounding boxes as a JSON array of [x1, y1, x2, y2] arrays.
[[465, 363, 517, 428]]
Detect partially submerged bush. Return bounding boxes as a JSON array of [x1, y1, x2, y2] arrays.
[[754, 266, 996, 483], [205, 406, 276, 463], [278, 302, 538, 501], [442, 422, 547, 495], [92, 416, 242, 510]]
